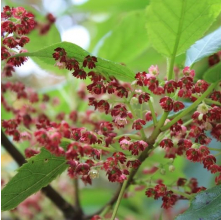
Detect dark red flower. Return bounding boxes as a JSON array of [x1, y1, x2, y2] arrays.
[[186, 148, 201, 162], [195, 133, 211, 145], [178, 77, 193, 90], [83, 55, 97, 69], [1, 21, 16, 33], [7, 56, 28, 67], [132, 119, 146, 130], [160, 138, 173, 148], [135, 71, 147, 86], [66, 58, 79, 70], [177, 178, 187, 186], [173, 101, 185, 112], [53, 47, 66, 61], [1, 47, 11, 60], [2, 64, 14, 77], [195, 80, 209, 93], [87, 81, 106, 94], [75, 163, 90, 175], [164, 80, 177, 93], [202, 155, 216, 169], [113, 152, 126, 164], [99, 122, 113, 135], [18, 36, 30, 47], [211, 124, 221, 142], [208, 53, 220, 67], [145, 111, 153, 121], [161, 191, 178, 209], [116, 86, 128, 98], [72, 69, 87, 80], [160, 97, 174, 112], [210, 91, 221, 103], [145, 75, 159, 92], [80, 131, 97, 144], [126, 160, 141, 169], [111, 104, 128, 118], [3, 37, 18, 48], [208, 164, 221, 174], [46, 13, 56, 23], [198, 146, 210, 157], [215, 173, 221, 185], [138, 92, 150, 104], [129, 140, 148, 155], [145, 188, 158, 199], [25, 148, 39, 158], [1, 6, 12, 19], [97, 100, 110, 114]]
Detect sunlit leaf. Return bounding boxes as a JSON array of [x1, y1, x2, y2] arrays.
[[97, 11, 149, 63], [176, 185, 221, 220], [185, 27, 221, 67], [1, 148, 68, 211], [203, 62, 221, 83], [12, 42, 135, 82], [146, 0, 221, 57]]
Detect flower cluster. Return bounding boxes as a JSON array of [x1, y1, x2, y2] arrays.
[[145, 183, 178, 209], [2, 17, 221, 219], [1, 6, 36, 76]]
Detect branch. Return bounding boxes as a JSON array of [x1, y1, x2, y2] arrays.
[[1, 130, 81, 220], [74, 178, 84, 216]]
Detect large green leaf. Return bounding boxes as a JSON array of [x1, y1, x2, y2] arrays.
[[12, 42, 135, 82], [26, 25, 64, 74], [97, 11, 149, 64], [175, 185, 221, 220], [203, 62, 221, 83], [1, 148, 68, 211], [185, 27, 221, 67], [73, 0, 149, 13], [146, 0, 221, 57]]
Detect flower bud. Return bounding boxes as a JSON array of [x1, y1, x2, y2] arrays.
[[192, 143, 199, 149], [130, 97, 139, 105], [160, 168, 166, 175], [89, 169, 99, 179], [168, 158, 174, 165], [169, 165, 175, 172], [197, 103, 209, 114]]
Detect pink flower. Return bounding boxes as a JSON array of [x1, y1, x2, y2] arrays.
[[148, 65, 159, 76], [183, 66, 195, 78]]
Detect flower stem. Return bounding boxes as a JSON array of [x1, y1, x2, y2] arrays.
[[148, 99, 157, 126], [208, 147, 221, 152], [148, 112, 169, 144], [192, 95, 221, 106], [110, 179, 128, 220], [113, 134, 141, 141], [161, 82, 218, 132]]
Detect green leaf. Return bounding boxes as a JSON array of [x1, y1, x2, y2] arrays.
[[97, 11, 149, 64], [146, 0, 221, 57], [175, 185, 221, 220], [203, 62, 221, 83], [74, 0, 149, 13], [26, 25, 64, 74], [1, 148, 68, 211], [185, 27, 221, 67], [12, 41, 135, 82]]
